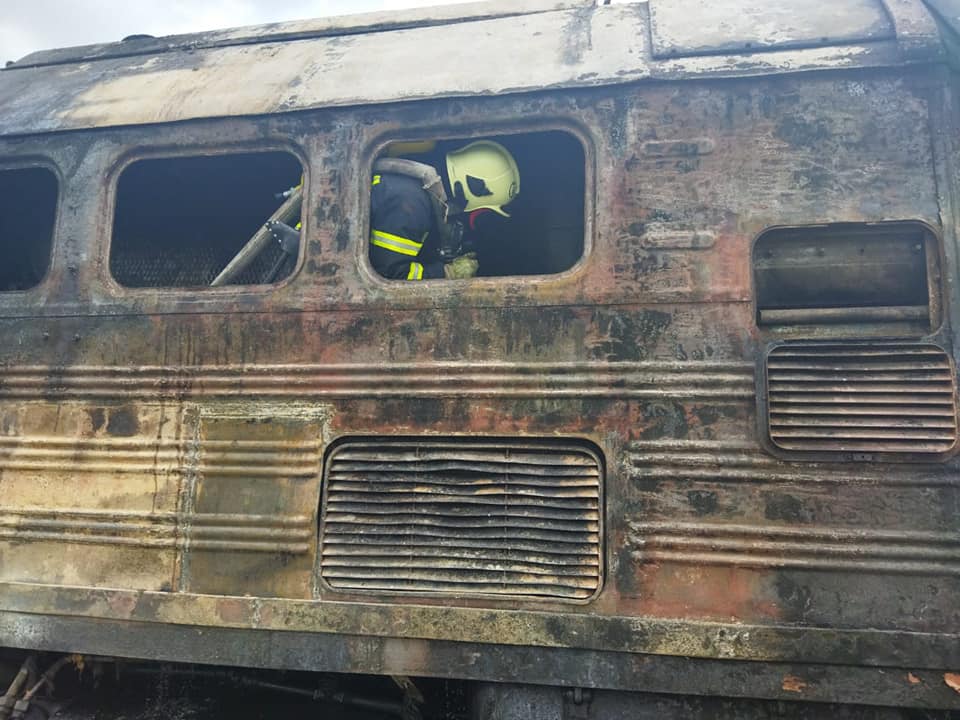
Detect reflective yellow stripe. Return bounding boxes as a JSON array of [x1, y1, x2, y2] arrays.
[[372, 175, 381, 186], [407, 262, 424, 280], [295, 221, 302, 230], [370, 229, 423, 257]]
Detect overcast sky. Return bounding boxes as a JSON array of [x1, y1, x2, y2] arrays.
[[1, 0, 475, 64]]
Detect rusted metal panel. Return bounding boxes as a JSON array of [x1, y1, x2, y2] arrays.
[[0, 76, 941, 320], [0, 54, 956, 712], [2, 579, 960, 670], [179, 406, 327, 598], [648, 0, 894, 58], [629, 521, 960, 574], [3, 614, 960, 709], [764, 343, 959, 457], [0, 402, 182, 591], [0, 400, 327, 599], [320, 440, 602, 599]]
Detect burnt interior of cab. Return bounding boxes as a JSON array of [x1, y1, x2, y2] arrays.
[[753, 222, 937, 331], [373, 130, 586, 278], [0, 166, 57, 292], [111, 151, 303, 288]]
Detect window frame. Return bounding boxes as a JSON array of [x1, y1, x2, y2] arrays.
[[104, 142, 309, 295], [358, 120, 595, 290], [0, 158, 62, 295], [750, 220, 945, 339]]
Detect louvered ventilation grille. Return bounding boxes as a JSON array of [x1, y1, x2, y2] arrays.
[[766, 343, 959, 454], [320, 441, 602, 600]]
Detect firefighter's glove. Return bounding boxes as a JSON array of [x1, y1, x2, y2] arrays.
[[266, 220, 301, 256], [443, 253, 479, 280]]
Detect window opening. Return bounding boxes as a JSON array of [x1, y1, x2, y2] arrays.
[[753, 222, 936, 329], [111, 151, 303, 288], [369, 130, 585, 281], [0, 166, 57, 292]]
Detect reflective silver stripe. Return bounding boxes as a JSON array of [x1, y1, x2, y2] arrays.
[[407, 262, 424, 280]]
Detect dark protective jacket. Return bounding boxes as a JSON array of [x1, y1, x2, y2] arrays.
[[369, 172, 445, 280]]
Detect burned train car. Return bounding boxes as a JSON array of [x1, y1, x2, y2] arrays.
[[0, 0, 959, 716]]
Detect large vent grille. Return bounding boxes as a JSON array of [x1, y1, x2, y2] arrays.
[[320, 440, 602, 600], [766, 343, 959, 455]]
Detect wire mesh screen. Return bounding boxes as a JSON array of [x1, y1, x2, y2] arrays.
[[111, 151, 302, 288]]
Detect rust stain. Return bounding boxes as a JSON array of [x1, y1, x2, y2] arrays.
[[781, 675, 808, 693], [945, 673, 960, 693], [216, 598, 249, 624], [382, 637, 432, 676], [626, 564, 781, 622], [256, 603, 275, 627], [107, 593, 138, 618]]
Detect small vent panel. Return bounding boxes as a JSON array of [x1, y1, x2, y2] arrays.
[[766, 343, 959, 455], [320, 441, 602, 600]]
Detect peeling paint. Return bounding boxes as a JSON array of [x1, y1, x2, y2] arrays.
[[0, 4, 956, 711]]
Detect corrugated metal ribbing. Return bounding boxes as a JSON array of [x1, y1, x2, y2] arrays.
[[320, 441, 602, 599], [766, 343, 959, 454]]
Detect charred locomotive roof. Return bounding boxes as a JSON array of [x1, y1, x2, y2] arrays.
[[0, 0, 947, 137], [9, 0, 590, 69], [924, 0, 960, 40]]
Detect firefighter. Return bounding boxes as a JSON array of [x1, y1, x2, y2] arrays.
[[369, 140, 520, 280]]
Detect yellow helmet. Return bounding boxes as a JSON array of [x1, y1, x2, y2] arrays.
[[445, 140, 520, 217]]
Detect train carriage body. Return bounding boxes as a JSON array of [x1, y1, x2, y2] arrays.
[[0, 0, 959, 715]]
